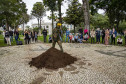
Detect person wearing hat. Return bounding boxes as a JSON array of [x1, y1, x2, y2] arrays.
[[52, 22, 63, 52]]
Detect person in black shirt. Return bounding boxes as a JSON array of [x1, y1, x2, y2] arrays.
[[24, 31, 29, 44], [14, 30, 19, 42], [101, 28, 105, 44], [9, 29, 13, 43], [78, 28, 83, 35], [42, 28, 47, 43], [5, 30, 11, 45]]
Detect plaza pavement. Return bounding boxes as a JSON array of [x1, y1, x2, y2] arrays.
[[0, 43, 126, 84]]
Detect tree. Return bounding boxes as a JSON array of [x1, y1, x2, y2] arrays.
[[32, 2, 45, 36], [82, 0, 90, 33], [64, 0, 83, 33], [31, 2, 45, 36], [43, 0, 57, 30], [89, 0, 126, 31], [90, 13, 109, 28], [0, 0, 28, 30]]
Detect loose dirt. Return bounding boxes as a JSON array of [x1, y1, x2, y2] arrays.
[[29, 47, 77, 69]]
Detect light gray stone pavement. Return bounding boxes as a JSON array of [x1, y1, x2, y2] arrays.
[[0, 43, 126, 84]]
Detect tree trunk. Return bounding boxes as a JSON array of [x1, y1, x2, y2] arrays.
[[116, 21, 119, 32], [23, 23, 24, 32], [58, 0, 62, 31], [58, 0, 62, 23], [74, 25, 76, 34], [82, 0, 90, 33], [38, 18, 42, 36], [52, 10, 54, 30], [5, 16, 9, 31], [37, 18, 39, 28]]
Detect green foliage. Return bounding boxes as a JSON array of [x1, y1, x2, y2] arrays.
[[33, 27, 39, 33], [89, 0, 126, 30], [43, 0, 57, 11], [64, 0, 83, 33], [119, 21, 126, 32], [90, 13, 109, 29], [31, 2, 45, 19], [19, 30, 24, 35], [0, 0, 28, 30]]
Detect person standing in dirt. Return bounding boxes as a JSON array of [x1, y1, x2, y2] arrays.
[[52, 22, 63, 52], [42, 28, 47, 43]]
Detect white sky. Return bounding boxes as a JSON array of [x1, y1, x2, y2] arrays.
[[22, 0, 104, 27]]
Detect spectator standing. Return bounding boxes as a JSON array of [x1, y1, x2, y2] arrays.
[[96, 28, 100, 44], [14, 30, 19, 42], [74, 34, 78, 43], [78, 28, 83, 35], [5, 30, 11, 45], [90, 29, 95, 44], [101, 28, 105, 44], [111, 28, 117, 45], [65, 29, 70, 42], [35, 32, 38, 42], [105, 29, 109, 45], [9, 29, 13, 43], [124, 29, 126, 46], [109, 29, 112, 44], [24, 31, 29, 44], [3, 30, 6, 43], [31, 32, 35, 43], [42, 28, 47, 43], [28, 31, 31, 43]]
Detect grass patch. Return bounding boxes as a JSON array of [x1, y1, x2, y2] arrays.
[[0, 34, 125, 47]]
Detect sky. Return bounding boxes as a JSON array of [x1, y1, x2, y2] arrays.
[[22, 0, 104, 27]]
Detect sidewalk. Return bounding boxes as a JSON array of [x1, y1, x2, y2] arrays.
[[0, 43, 126, 84]]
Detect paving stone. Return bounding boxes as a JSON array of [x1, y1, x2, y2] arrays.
[[0, 43, 126, 84]]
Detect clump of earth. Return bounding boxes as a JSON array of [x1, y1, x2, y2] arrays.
[[29, 47, 77, 69]]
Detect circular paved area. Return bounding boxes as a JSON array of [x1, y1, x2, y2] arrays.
[[0, 43, 126, 84]]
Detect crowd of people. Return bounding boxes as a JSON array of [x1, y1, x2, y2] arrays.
[[3, 29, 20, 45], [2, 28, 126, 47], [2, 29, 38, 45], [64, 28, 126, 46], [24, 30, 38, 44]]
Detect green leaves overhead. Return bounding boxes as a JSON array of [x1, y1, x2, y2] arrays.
[[89, 0, 126, 29], [31, 2, 45, 18], [64, 0, 83, 33], [0, 0, 28, 30], [43, 0, 57, 11]]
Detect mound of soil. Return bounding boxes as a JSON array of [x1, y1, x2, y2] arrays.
[[29, 47, 77, 69]]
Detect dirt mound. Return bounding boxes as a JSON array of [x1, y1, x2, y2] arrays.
[[29, 47, 77, 69]]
